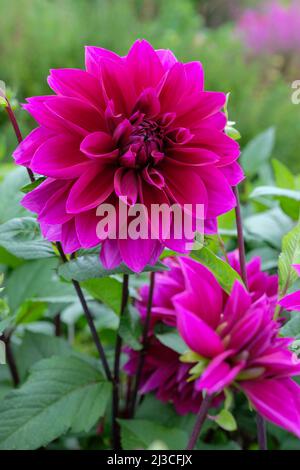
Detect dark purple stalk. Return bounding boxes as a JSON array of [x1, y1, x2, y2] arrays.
[[5, 98, 113, 383], [5, 99, 35, 183], [233, 185, 267, 450], [129, 271, 155, 417], [112, 274, 129, 450], [186, 394, 213, 450], [54, 314, 61, 337]]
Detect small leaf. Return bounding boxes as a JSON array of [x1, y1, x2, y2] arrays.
[[214, 409, 237, 432], [278, 218, 300, 295], [118, 306, 142, 351], [157, 330, 188, 355], [21, 177, 46, 194], [82, 277, 122, 314], [192, 247, 243, 294], [281, 312, 300, 339], [250, 186, 300, 202]]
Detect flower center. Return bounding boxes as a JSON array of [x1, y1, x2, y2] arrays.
[[119, 117, 165, 169]]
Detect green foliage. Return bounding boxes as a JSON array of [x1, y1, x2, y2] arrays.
[[0, 355, 111, 450], [241, 127, 275, 179], [192, 246, 243, 293]]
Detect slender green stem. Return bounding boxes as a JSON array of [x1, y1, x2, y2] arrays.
[[233, 185, 267, 451], [130, 271, 155, 417], [112, 274, 129, 450]]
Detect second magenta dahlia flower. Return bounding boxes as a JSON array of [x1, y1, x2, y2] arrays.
[[14, 40, 241, 272], [125, 253, 279, 415], [175, 264, 300, 437]]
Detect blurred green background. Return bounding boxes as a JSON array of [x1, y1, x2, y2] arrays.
[[0, 0, 299, 171]]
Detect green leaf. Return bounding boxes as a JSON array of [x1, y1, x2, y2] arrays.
[[241, 127, 275, 177], [250, 186, 300, 202], [244, 208, 293, 249], [272, 159, 300, 220], [15, 300, 47, 325], [156, 330, 187, 355], [0, 217, 54, 260], [281, 312, 300, 339], [0, 167, 28, 224], [21, 177, 46, 194], [118, 419, 188, 450], [58, 254, 168, 282], [192, 247, 243, 294], [14, 331, 71, 381], [6, 259, 76, 312], [214, 409, 237, 432], [82, 277, 122, 314], [278, 219, 300, 295], [0, 355, 111, 449]]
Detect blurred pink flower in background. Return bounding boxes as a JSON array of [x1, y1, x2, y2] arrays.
[[237, 1, 300, 56], [13, 40, 241, 272], [125, 253, 279, 415]]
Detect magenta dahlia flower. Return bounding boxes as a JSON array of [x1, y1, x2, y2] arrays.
[[279, 265, 300, 311], [125, 253, 279, 415], [175, 263, 300, 437], [14, 40, 241, 272]]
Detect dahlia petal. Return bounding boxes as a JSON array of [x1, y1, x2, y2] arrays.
[[45, 96, 105, 136], [184, 61, 204, 93], [21, 178, 65, 214], [31, 134, 90, 178], [219, 162, 245, 186], [126, 40, 164, 93], [23, 97, 66, 131], [158, 63, 186, 112], [38, 181, 73, 225], [201, 111, 227, 131], [40, 222, 61, 242], [293, 264, 300, 276], [13, 127, 53, 167], [176, 304, 224, 358], [178, 258, 223, 327], [80, 131, 118, 161], [196, 352, 243, 394], [279, 291, 300, 311], [85, 45, 122, 77], [223, 281, 252, 329], [118, 237, 158, 273], [48, 68, 105, 109], [114, 168, 138, 206], [166, 147, 219, 166], [229, 308, 264, 350], [241, 378, 300, 438], [156, 49, 178, 70], [61, 218, 81, 254], [100, 238, 122, 270], [199, 166, 236, 218], [75, 209, 100, 249], [191, 128, 240, 166], [100, 58, 137, 116], [160, 159, 208, 218], [66, 163, 114, 213], [174, 92, 226, 129], [133, 87, 161, 119]]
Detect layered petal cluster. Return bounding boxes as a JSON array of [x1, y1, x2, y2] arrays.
[[279, 264, 300, 311], [125, 253, 278, 415], [14, 40, 241, 272], [175, 262, 300, 438]]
